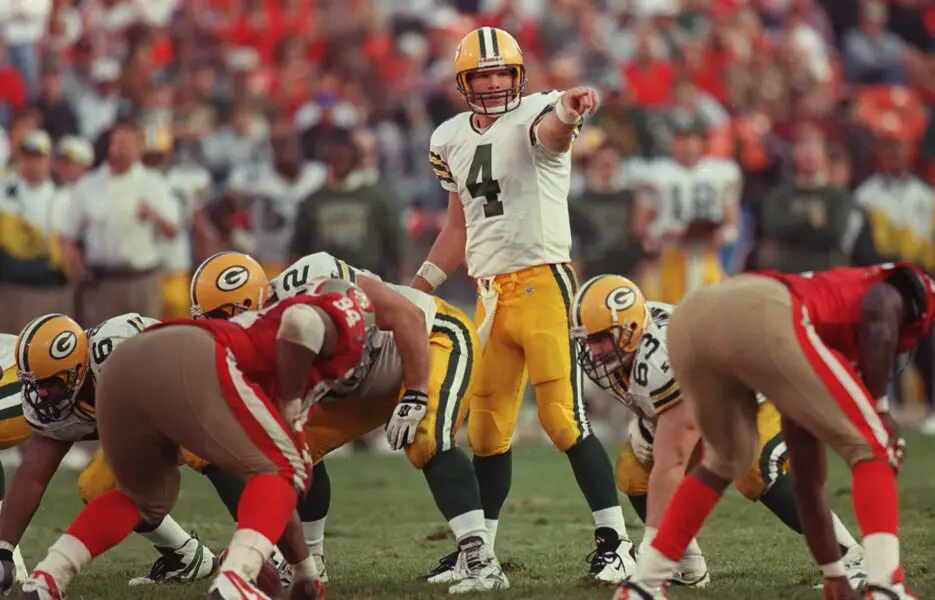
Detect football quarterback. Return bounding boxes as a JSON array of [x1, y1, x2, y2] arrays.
[[412, 26, 634, 584], [570, 274, 866, 589], [634, 121, 741, 304], [191, 250, 508, 593], [0, 314, 217, 594]]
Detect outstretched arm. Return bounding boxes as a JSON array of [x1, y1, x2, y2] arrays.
[[0, 433, 72, 550], [535, 87, 599, 154]]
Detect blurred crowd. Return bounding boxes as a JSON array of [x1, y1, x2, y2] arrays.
[[1, 0, 935, 445]]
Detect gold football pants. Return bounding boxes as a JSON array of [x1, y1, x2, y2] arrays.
[[469, 263, 588, 456], [304, 298, 477, 469], [615, 401, 786, 501]]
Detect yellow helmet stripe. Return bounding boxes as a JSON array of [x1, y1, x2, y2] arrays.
[[17, 313, 64, 373]]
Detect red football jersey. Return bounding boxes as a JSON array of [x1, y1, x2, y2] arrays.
[[760, 262, 935, 360], [147, 292, 369, 402]]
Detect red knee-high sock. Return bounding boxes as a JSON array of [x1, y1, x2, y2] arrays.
[[851, 459, 901, 586], [651, 474, 722, 562], [66, 489, 141, 557], [236, 474, 298, 543], [851, 459, 898, 536]]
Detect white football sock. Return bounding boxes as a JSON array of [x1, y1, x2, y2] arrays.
[[831, 512, 859, 550], [138, 515, 191, 550], [632, 545, 677, 589], [485, 519, 499, 549], [301, 518, 326, 556], [449, 510, 489, 544], [291, 555, 320, 582], [222, 529, 273, 581], [35, 534, 92, 591], [593, 507, 629, 540], [863, 532, 899, 586]]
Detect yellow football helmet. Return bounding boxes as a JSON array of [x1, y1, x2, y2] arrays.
[[15, 314, 89, 422], [454, 27, 526, 115], [190, 251, 269, 319], [569, 275, 649, 389]]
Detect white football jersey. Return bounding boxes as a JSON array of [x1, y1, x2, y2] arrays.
[[604, 302, 679, 422], [430, 91, 577, 279], [24, 313, 158, 442], [639, 157, 741, 239], [271, 253, 437, 400]]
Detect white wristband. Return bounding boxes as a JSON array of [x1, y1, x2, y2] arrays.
[[820, 560, 846, 578], [875, 395, 890, 412], [417, 261, 447, 289], [554, 95, 580, 126]]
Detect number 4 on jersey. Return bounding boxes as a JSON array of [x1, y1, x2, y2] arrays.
[[468, 144, 503, 218]]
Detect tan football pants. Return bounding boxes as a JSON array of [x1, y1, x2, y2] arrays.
[[666, 275, 887, 482], [95, 326, 309, 523]]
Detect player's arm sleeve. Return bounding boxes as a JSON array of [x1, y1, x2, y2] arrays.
[[528, 90, 583, 154], [277, 304, 326, 353], [651, 374, 682, 415], [429, 131, 457, 193]]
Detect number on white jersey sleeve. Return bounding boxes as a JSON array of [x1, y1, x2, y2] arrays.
[[87, 313, 151, 379], [273, 252, 365, 299], [632, 303, 681, 415]]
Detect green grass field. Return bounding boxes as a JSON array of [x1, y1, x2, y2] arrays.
[[13, 434, 935, 599]]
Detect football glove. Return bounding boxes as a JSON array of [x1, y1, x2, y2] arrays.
[[386, 390, 428, 450], [628, 417, 655, 465]]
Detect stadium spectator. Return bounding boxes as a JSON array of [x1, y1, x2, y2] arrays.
[[842, 0, 908, 84], [53, 135, 94, 190], [58, 119, 179, 326], [74, 57, 123, 142], [0, 130, 71, 334], [227, 124, 326, 275], [0, 0, 51, 99], [34, 60, 79, 141], [0, 41, 29, 129], [569, 143, 644, 282], [751, 128, 862, 273], [290, 128, 405, 282], [201, 99, 269, 183]]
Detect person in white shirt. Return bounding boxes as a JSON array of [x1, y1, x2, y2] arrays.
[[226, 130, 325, 276], [58, 120, 180, 326], [0, 0, 52, 97], [0, 130, 72, 334]]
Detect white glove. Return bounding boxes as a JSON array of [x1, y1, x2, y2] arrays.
[[385, 390, 428, 450], [628, 417, 655, 465]]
